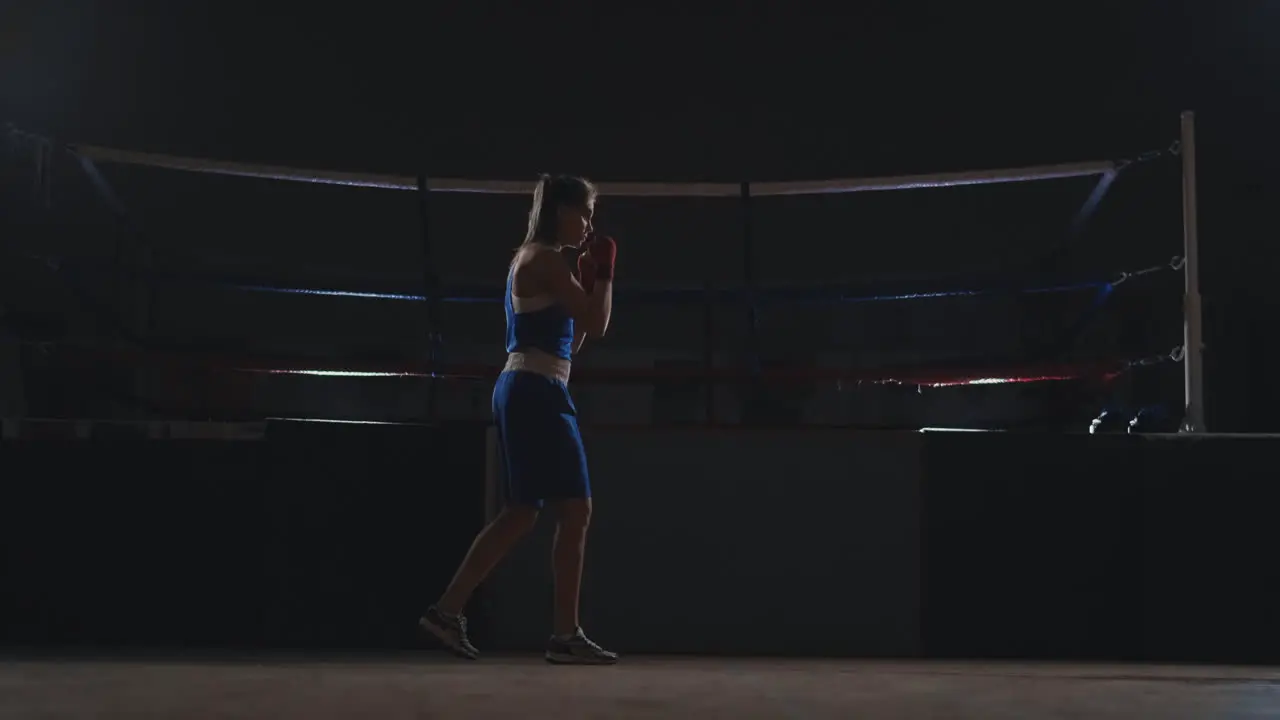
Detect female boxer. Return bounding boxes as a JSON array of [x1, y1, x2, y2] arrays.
[[420, 174, 618, 665]]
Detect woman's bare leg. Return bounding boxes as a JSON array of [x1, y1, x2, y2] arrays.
[[438, 505, 540, 615], [545, 498, 617, 664], [550, 498, 591, 635], [421, 505, 539, 659]]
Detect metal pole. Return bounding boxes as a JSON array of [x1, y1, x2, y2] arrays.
[[35, 137, 53, 209], [1180, 111, 1206, 433], [702, 278, 716, 425], [740, 182, 760, 373], [416, 173, 440, 422], [740, 181, 764, 424]]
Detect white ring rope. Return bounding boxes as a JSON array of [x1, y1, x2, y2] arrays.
[[73, 144, 1117, 197]]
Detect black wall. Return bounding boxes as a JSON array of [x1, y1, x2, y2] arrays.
[[483, 428, 923, 657], [5, 423, 1279, 664], [0, 422, 488, 651]]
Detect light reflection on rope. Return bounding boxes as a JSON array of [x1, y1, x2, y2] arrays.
[[235, 285, 429, 302], [267, 416, 400, 425], [245, 369, 424, 377], [34, 253, 1166, 305], [223, 347, 1176, 385], [231, 281, 1109, 304], [249, 367, 1118, 386], [221, 256, 1181, 304], [914, 372, 1122, 388]]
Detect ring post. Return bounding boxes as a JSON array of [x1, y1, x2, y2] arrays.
[[1180, 111, 1206, 433], [416, 173, 440, 422], [703, 277, 716, 424], [740, 182, 760, 375]]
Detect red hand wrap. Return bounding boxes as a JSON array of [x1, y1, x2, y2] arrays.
[[583, 235, 616, 281]]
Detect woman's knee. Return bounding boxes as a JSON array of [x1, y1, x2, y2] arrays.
[[552, 497, 592, 531], [497, 505, 541, 535]]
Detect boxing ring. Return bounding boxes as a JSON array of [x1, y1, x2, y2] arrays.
[[5, 111, 1280, 685], [3, 114, 1199, 432]]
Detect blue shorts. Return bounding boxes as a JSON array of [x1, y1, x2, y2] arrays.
[[492, 370, 591, 508]]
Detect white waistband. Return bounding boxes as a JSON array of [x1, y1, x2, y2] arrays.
[[503, 350, 571, 384]]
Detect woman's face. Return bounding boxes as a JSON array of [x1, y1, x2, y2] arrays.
[[557, 199, 595, 247]]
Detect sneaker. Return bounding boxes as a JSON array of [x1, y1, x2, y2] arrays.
[[419, 606, 479, 660], [545, 628, 618, 665]]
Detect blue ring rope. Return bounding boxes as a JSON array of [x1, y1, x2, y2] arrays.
[[228, 279, 1112, 305], [29, 254, 1179, 307]]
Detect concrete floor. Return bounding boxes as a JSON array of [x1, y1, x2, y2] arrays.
[[4, 656, 1280, 719]]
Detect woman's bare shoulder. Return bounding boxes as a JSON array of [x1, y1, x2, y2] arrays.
[[511, 245, 557, 294], [514, 244, 559, 271]]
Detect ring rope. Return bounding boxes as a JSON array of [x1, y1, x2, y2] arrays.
[[65, 142, 1121, 197], [2, 124, 1189, 417], [5, 338, 1175, 388], [17, 252, 1183, 306]]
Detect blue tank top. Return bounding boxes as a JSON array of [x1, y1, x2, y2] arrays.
[[504, 264, 575, 360]]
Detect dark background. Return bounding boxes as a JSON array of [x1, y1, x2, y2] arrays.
[[5, 1, 1280, 664], [1, 1, 1276, 429]]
